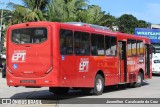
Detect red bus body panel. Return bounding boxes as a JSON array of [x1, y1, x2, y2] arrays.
[[6, 22, 152, 88]]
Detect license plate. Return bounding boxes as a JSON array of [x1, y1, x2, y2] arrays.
[[20, 80, 36, 84]]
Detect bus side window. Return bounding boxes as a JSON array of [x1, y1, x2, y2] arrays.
[[127, 40, 132, 56], [127, 39, 137, 56], [91, 34, 105, 56], [60, 29, 73, 55], [140, 41, 144, 55], [105, 36, 110, 55], [74, 31, 90, 55], [137, 41, 140, 55], [105, 36, 117, 56], [131, 40, 137, 56], [91, 34, 98, 55]]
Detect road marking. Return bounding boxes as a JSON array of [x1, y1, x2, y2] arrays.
[[0, 89, 3, 93]]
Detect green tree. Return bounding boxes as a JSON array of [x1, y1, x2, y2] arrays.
[[117, 14, 138, 34], [100, 13, 117, 29], [137, 20, 149, 28], [0, 9, 12, 28], [46, 0, 87, 22], [78, 5, 107, 25], [46, 1, 111, 26], [7, 0, 50, 24]]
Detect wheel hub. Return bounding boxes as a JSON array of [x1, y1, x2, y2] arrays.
[[96, 79, 102, 91]]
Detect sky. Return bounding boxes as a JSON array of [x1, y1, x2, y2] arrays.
[[1, 0, 160, 24]]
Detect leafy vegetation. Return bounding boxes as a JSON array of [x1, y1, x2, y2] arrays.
[[1, 0, 149, 34], [117, 14, 149, 34]]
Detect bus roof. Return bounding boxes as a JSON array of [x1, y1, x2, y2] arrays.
[[60, 22, 150, 42], [8, 21, 150, 43]]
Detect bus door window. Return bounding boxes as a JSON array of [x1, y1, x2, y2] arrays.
[[118, 42, 123, 59], [145, 44, 150, 76], [118, 42, 126, 60], [118, 41, 127, 82]]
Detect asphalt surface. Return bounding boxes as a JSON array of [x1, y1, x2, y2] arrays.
[[0, 72, 160, 107]]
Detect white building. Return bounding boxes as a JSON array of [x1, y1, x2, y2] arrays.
[[150, 24, 160, 29]]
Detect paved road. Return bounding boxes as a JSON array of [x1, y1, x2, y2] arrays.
[[0, 72, 160, 107]]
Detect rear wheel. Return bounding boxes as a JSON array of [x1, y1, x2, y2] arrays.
[[49, 87, 69, 95], [93, 74, 104, 95], [132, 72, 143, 87]]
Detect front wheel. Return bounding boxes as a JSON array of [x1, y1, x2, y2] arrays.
[[93, 74, 104, 95]]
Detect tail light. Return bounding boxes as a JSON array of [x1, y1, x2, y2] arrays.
[[45, 67, 53, 74]]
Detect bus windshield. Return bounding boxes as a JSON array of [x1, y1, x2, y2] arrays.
[[12, 27, 47, 44]]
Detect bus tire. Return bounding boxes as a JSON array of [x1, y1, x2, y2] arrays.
[[93, 74, 104, 95], [133, 72, 143, 87], [49, 87, 69, 95]]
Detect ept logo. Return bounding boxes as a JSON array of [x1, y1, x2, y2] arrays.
[[79, 58, 89, 72], [12, 50, 26, 62]]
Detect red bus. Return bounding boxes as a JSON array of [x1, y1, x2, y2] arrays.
[[6, 22, 152, 95]]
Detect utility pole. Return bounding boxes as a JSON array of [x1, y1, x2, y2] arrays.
[[0, 9, 3, 53], [0, 9, 3, 41], [0, 1, 4, 53]]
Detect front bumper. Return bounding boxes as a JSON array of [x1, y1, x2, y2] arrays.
[[152, 71, 160, 74]]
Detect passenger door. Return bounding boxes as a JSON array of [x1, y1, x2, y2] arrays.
[[145, 44, 151, 77], [118, 41, 127, 83]]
